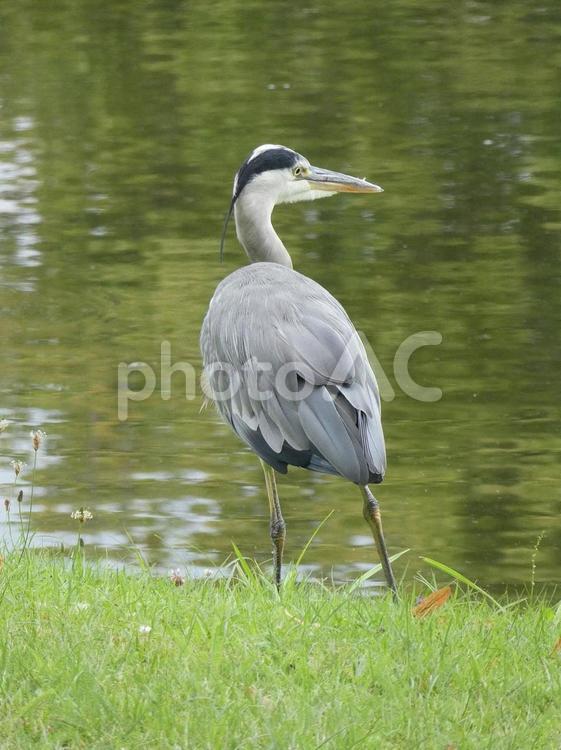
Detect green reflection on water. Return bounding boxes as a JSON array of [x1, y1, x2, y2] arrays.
[[0, 1, 560, 587]]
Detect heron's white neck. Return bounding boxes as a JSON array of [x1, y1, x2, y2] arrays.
[[234, 191, 293, 268]]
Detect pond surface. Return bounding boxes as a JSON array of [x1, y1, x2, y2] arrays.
[[1, 1, 560, 589]]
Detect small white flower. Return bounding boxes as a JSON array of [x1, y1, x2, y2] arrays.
[[0, 419, 11, 433], [30, 429, 46, 451], [138, 625, 152, 634], [73, 602, 90, 612], [70, 508, 93, 523], [10, 460, 26, 478]]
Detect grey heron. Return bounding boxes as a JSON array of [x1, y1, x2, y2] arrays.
[[200, 144, 397, 595]]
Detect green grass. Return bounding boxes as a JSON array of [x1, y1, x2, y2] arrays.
[[1, 552, 560, 749]]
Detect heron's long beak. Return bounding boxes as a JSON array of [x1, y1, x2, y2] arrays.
[[305, 166, 383, 193]]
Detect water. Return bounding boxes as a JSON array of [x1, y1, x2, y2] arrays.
[[1, 1, 560, 588]]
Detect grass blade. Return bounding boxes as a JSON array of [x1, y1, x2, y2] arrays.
[[421, 556, 504, 611], [349, 549, 409, 593], [122, 528, 151, 572], [231, 542, 256, 583], [295, 510, 335, 567]]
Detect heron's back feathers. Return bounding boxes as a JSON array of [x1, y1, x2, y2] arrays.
[[200, 263, 385, 485]]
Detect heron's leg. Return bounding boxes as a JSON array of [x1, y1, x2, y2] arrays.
[[260, 460, 286, 588], [361, 485, 397, 598]]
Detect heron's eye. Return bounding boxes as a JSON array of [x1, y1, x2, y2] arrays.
[[293, 166, 302, 177]]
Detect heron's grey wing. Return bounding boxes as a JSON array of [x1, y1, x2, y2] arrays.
[[201, 266, 385, 484], [274, 305, 386, 484]]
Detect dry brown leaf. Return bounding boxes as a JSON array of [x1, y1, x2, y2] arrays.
[[0, 554, 4, 572], [551, 636, 561, 656], [413, 585, 453, 618]]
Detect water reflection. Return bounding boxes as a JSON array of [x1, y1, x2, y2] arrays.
[[0, 0, 560, 588]]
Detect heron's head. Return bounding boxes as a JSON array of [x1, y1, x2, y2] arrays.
[[220, 144, 382, 258], [233, 144, 383, 206]]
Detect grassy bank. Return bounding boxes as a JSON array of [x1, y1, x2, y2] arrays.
[[1, 552, 560, 749]]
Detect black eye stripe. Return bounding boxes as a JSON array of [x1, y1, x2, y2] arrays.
[[234, 148, 299, 200]]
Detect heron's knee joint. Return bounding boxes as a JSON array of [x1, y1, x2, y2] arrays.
[[270, 518, 286, 541], [363, 496, 380, 523]]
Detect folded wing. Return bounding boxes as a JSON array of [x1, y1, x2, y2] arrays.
[[201, 264, 386, 486]]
